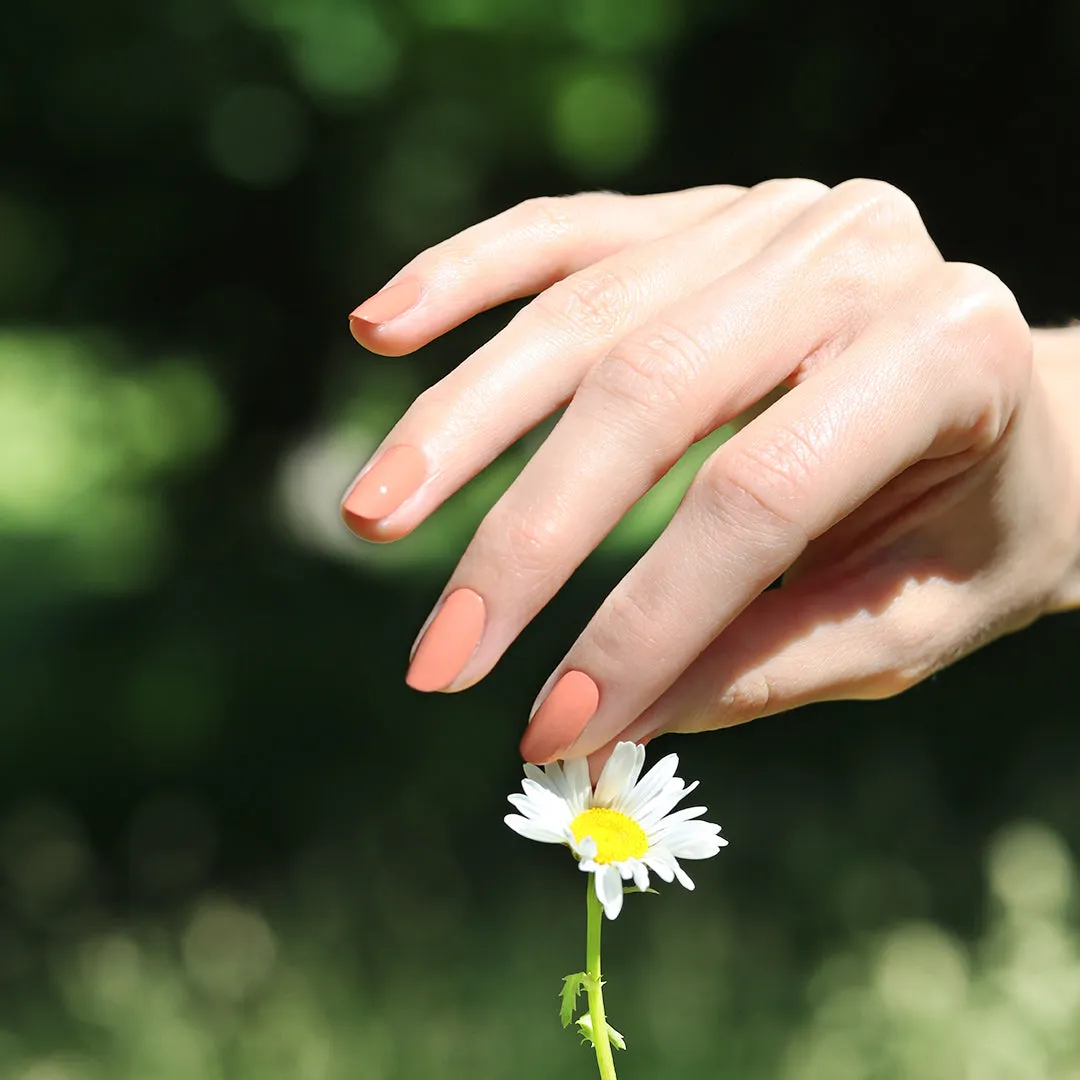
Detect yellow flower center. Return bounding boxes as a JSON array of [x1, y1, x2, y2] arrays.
[[570, 808, 648, 864]]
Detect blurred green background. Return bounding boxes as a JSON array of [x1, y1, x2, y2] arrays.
[[3, 0, 1080, 1077]]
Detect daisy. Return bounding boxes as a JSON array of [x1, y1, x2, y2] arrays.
[[505, 740, 727, 920]]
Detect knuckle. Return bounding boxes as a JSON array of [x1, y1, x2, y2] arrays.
[[753, 176, 831, 206], [409, 381, 447, 424], [832, 177, 924, 235], [590, 589, 659, 666], [870, 637, 940, 699], [538, 267, 633, 340], [587, 320, 707, 418], [517, 195, 580, 241], [426, 244, 477, 284], [868, 665, 926, 699], [873, 612, 931, 692], [717, 670, 774, 721], [491, 506, 565, 578], [804, 180, 927, 319], [704, 182, 749, 198], [697, 428, 821, 542], [937, 262, 1027, 343], [930, 262, 1033, 430]]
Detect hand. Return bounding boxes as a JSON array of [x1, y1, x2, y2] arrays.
[[341, 180, 1080, 768]]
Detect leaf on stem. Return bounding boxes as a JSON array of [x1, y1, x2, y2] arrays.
[[577, 1013, 627, 1050], [560, 972, 587, 1029], [577, 1013, 597, 1047]]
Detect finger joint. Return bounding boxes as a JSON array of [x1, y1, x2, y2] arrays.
[[537, 268, 633, 341], [588, 320, 708, 421], [697, 429, 821, 548], [589, 589, 662, 668]]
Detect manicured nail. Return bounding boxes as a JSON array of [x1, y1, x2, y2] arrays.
[[406, 588, 486, 692], [349, 279, 422, 326], [520, 670, 600, 764], [341, 445, 426, 527]]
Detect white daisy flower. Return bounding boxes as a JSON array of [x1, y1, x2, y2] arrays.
[[505, 741, 727, 920]]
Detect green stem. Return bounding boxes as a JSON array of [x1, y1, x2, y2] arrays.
[[586, 881, 618, 1080]]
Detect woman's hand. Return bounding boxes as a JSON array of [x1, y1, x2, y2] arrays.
[[341, 180, 1080, 768]]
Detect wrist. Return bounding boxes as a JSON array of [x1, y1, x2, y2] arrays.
[[1033, 325, 1080, 613]]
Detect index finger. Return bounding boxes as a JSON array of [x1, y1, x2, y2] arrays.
[[347, 187, 744, 354]]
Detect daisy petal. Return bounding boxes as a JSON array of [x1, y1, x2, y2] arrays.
[[595, 864, 624, 920], [594, 742, 646, 808], [650, 816, 721, 844], [507, 789, 572, 830], [504, 814, 568, 844], [523, 763, 562, 798], [642, 852, 676, 884], [541, 760, 584, 807], [620, 753, 681, 818], [527, 783, 576, 818], [506, 792, 550, 817], [623, 742, 647, 793], [521, 777, 560, 802], [663, 824, 727, 860], [647, 805, 709, 832], [670, 856, 695, 891], [631, 859, 651, 892], [637, 778, 700, 829], [679, 839, 724, 859], [561, 757, 592, 814], [573, 834, 599, 861]]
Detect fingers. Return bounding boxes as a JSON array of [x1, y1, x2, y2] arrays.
[[405, 181, 891, 689], [347, 186, 745, 355], [582, 453, 997, 778], [401, 178, 940, 696], [342, 179, 829, 542], [520, 261, 1028, 762], [603, 563, 976, 755]]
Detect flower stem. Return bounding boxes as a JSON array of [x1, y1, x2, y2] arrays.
[[585, 882, 618, 1080]]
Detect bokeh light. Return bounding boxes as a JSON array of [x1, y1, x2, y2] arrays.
[[205, 85, 309, 188], [550, 67, 658, 175], [564, 0, 682, 55], [0, 333, 225, 590], [234, 0, 399, 103]]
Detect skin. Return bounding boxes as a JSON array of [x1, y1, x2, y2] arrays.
[[343, 179, 1080, 773]]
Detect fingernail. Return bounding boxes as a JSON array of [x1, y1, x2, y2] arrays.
[[349, 279, 422, 326], [520, 670, 600, 764], [406, 588, 486, 692], [341, 445, 426, 527]]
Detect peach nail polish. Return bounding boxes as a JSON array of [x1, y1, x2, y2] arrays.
[[349, 279, 422, 326], [520, 671, 600, 764], [341, 445, 426, 526], [406, 588, 486, 692]]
